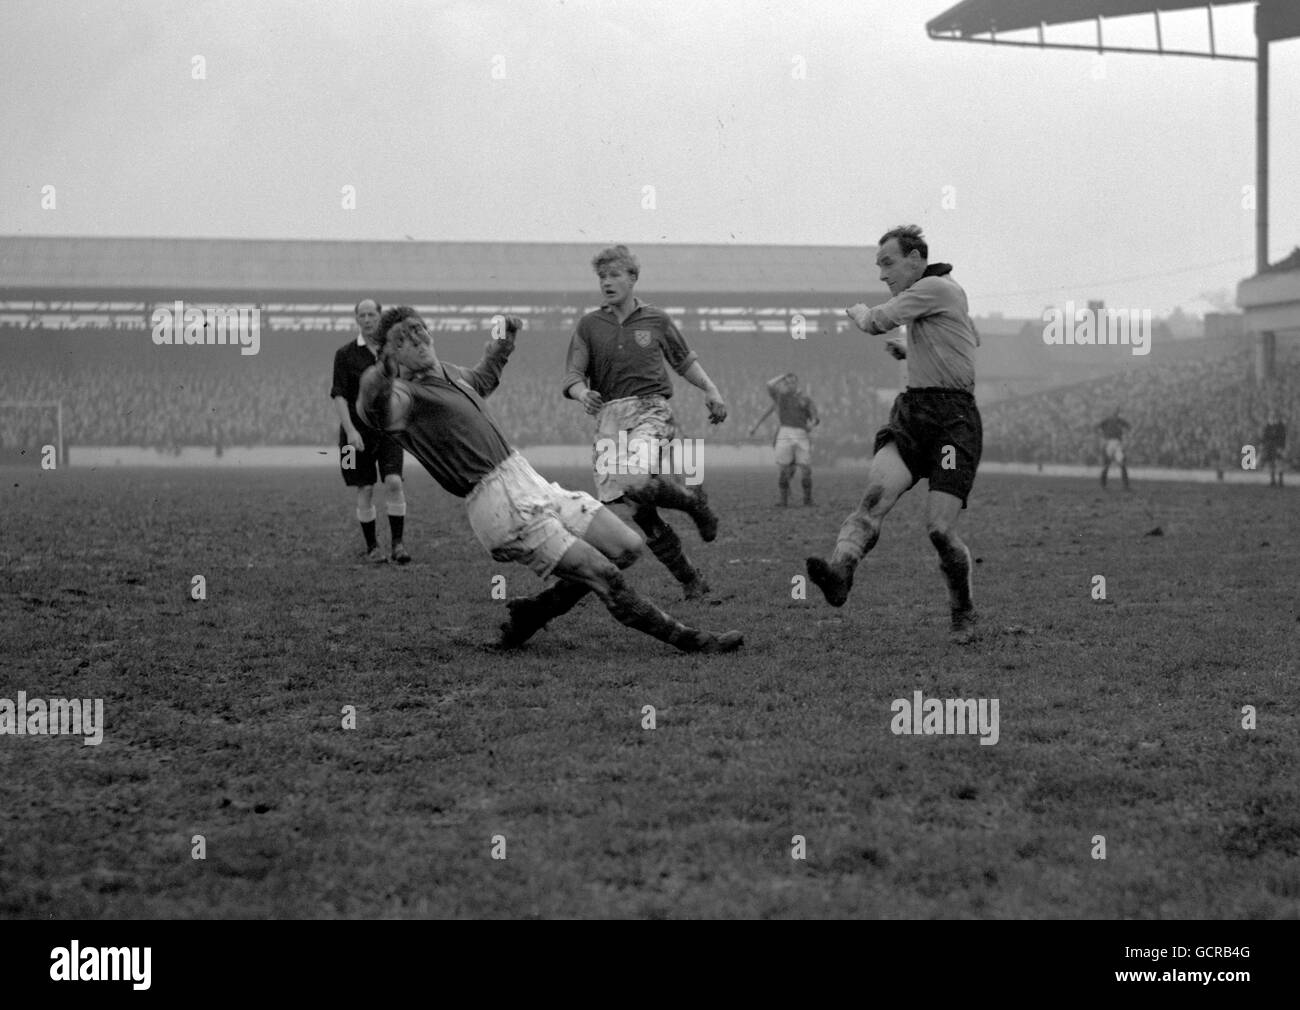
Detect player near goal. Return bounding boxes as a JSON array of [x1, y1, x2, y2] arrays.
[[331, 298, 410, 563], [749, 372, 820, 506], [805, 225, 983, 645], [1097, 408, 1132, 491], [563, 245, 727, 601], [356, 306, 743, 654]]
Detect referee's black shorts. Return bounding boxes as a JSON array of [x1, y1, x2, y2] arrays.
[[339, 429, 405, 488], [873, 387, 982, 508]]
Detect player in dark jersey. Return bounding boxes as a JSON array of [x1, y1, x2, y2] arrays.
[[563, 245, 729, 601], [1097, 409, 1131, 490], [805, 225, 983, 644], [1261, 411, 1287, 487], [749, 372, 820, 506], [356, 306, 743, 655], [330, 298, 410, 563]]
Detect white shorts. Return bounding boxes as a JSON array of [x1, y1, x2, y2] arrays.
[[466, 451, 603, 578], [774, 426, 811, 466], [1104, 438, 1125, 464], [591, 395, 683, 504]]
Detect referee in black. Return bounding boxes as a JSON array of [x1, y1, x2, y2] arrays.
[[330, 298, 410, 563], [806, 226, 983, 644]]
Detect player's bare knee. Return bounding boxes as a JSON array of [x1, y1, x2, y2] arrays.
[[862, 483, 885, 513], [614, 536, 644, 569], [383, 473, 403, 493]]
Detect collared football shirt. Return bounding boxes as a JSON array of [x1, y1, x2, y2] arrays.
[[357, 337, 515, 498], [563, 300, 699, 402], [774, 390, 816, 429], [858, 266, 979, 393]]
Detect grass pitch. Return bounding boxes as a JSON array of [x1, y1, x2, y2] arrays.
[[1, 466, 1296, 918]]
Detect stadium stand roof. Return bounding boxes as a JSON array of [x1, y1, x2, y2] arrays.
[[928, 0, 1252, 37], [0, 236, 886, 305]]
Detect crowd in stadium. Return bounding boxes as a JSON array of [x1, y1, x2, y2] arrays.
[[2, 325, 1295, 470]]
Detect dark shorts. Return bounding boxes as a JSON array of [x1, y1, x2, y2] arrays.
[[874, 388, 982, 507], [339, 431, 405, 488]]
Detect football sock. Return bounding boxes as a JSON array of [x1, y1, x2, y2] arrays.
[[604, 574, 709, 652], [512, 580, 591, 632], [778, 464, 794, 503], [932, 534, 973, 613], [800, 467, 813, 504], [632, 508, 696, 585], [357, 503, 378, 550], [635, 475, 699, 513], [388, 514, 404, 544]]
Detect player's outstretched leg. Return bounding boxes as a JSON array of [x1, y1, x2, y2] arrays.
[[927, 491, 977, 644], [630, 503, 709, 600], [625, 475, 718, 542], [546, 512, 740, 653], [1100, 462, 1109, 489], [777, 463, 795, 507], [807, 443, 911, 607], [798, 463, 813, 506]]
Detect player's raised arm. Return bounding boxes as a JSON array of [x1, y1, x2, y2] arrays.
[[459, 314, 522, 398], [356, 363, 413, 433]]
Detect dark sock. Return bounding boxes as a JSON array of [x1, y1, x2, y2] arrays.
[[389, 514, 404, 544], [604, 574, 705, 651], [633, 509, 696, 585], [633, 476, 700, 514], [361, 520, 377, 550], [801, 471, 812, 502], [514, 580, 591, 629]]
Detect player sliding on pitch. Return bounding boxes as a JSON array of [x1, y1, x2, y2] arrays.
[[356, 307, 743, 654], [805, 225, 983, 644]]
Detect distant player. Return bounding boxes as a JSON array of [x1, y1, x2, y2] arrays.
[[357, 307, 742, 654], [749, 372, 819, 506], [563, 245, 728, 600], [1262, 411, 1287, 487], [1097, 408, 1131, 490], [331, 298, 410, 563], [805, 225, 983, 644]]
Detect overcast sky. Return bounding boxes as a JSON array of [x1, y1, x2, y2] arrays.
[[1, 0, 1294, 318]]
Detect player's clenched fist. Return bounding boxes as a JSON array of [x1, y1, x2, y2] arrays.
[[886, 336, 907, 360], [503, 315, 523, 335], [579, 389, 604, 415], [706, 396, 728, 425], [846, 303, 871, 330]]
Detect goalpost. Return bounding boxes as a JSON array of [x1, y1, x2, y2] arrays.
[[0, 400, 64, 465]]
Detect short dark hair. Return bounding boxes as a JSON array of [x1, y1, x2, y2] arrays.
[[878, 225, 927, 260], [592, 244, 639, 278], [374, 305, 419, 354], [355, 298, 382, 315]]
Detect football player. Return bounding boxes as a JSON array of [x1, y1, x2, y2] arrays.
[[1097, 408, 1132, 490], [356, 307, 743, 654], [805, 225, 983, 645], [749, 372, 820, 506], [563, 245, 728, 600]]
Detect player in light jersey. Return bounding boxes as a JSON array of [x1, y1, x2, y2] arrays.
[[1097, 409, 1132, 490], [749, 372, 819, 506], [356, 306, 743, 655], [805, 226, 984, 644], [564, 245, 728, 601]]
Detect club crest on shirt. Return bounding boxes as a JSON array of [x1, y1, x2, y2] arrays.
[[633, 329, 653, 348]]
